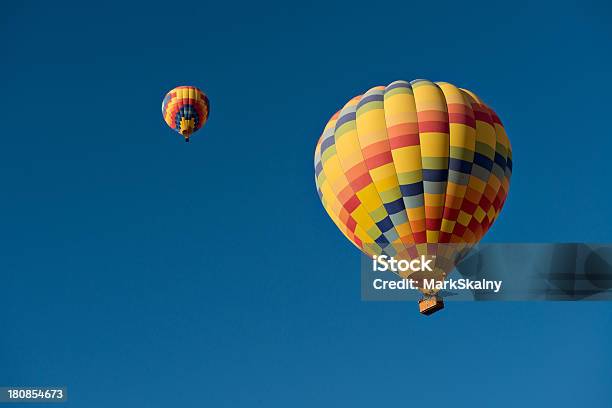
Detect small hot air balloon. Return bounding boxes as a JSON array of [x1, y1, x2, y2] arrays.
[[161, 86, 210, 142], [314, 79, 512, 315]]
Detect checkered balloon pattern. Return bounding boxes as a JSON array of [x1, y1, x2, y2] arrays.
[[314, 80, 512, 266], [161, 86, 209, 141]]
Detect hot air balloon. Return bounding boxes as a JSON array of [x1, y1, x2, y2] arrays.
[[314, 79, 512, 315], [161, 86, 210, 142]]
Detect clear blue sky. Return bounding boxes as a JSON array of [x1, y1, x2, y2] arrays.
[[1, 0, 611, 406]]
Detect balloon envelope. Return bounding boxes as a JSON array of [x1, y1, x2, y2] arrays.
[[161, 86, 209, 141], [314, 79, 512, 281]]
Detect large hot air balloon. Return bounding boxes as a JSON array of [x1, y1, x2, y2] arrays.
[[161, 86, 210, 142], [314, 79, 512, 315]]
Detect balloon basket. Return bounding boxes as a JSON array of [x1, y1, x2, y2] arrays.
[[419, 296, 444, 315]]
